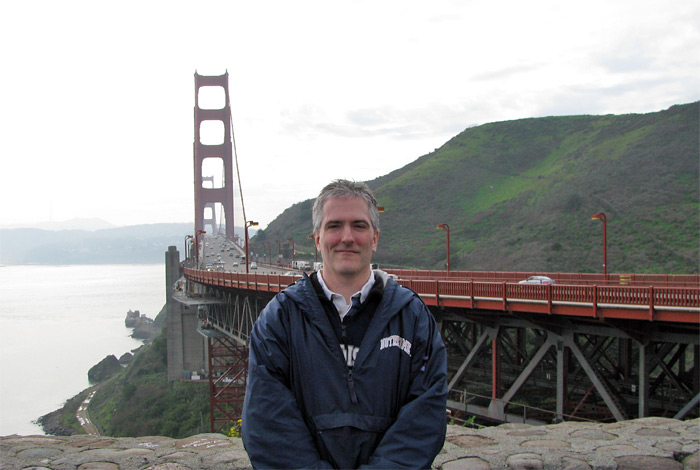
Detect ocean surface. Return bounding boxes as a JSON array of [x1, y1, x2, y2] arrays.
[[0, 264, 166, 436]]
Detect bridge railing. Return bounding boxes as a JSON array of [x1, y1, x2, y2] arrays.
[[184, 268, 700, 324], [384, 269, 700, 287]]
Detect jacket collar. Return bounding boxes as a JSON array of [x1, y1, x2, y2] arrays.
[[283, 271, 417, 358]]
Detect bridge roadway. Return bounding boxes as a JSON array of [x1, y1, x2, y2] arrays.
[[178, 236, 700, 431], [184, 269, 700, 325]]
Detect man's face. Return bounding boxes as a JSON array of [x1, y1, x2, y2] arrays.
[[315, 196, 379, 283]]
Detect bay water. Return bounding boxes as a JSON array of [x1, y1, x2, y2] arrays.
[[0, 264, 167, 436]]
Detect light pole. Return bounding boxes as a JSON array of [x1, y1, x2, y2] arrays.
[[287, 238, 295, 266], [195, 230, 206, 267], [274, 240, 281, 265], [245, 221, 258, 273], [264, 242, 272, 265], [184, 235, 193, 262], [436, 223, 450, 273], [308, 234, 317, 263], [591, 212, 607, 276]]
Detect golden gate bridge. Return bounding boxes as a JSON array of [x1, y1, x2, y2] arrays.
[[166, 71, 700, 433]]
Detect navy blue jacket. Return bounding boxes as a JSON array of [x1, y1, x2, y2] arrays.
[[241, 271, 447, 469]]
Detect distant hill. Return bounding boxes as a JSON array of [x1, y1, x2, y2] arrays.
[[255, 103, 699, 274], [0, 223, 194, 264], [0, 217, 116, 231]]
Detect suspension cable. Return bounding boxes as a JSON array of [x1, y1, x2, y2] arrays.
[[227, 95, 248, 227]]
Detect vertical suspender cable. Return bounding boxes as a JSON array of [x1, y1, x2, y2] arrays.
[[227, 95, 248, 227]]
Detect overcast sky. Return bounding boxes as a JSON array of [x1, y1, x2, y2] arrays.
[[1, 0, 698, 230]]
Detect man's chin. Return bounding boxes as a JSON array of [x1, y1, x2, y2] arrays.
[[332, 262, 369, 277]]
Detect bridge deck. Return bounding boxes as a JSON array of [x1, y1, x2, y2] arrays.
[[184, 268, 699, 324]]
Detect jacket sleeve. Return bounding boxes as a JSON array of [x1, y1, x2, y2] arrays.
[[241, 294, 333, 469], [361, 298, 448, 470]]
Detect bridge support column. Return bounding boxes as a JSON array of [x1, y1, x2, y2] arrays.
[[206, 334, 248, 433], [639, 343, 649, 418], [620, 338, 632, 379], [695, 345, 700, 397], [556, 339, 566, 423], [166, 247, 208, 381], [492, 335, 501, 402]]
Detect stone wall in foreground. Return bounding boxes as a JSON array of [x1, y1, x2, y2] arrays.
[[1, 417, 698, 469]]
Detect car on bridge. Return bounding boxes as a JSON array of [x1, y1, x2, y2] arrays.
[[518, 275, 555, 284]]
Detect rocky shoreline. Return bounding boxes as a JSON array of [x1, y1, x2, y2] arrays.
[[2, 417, 698, 469], [35, 309, 165, 437]]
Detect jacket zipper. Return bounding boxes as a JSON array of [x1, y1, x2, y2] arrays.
[[347, 369, 358, 404], [341, 319, 359, 404]]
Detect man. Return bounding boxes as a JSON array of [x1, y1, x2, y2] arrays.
[[242, 179, 447, 469]]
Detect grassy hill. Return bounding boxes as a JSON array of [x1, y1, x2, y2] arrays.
[[255, 103, 699, 274], [87, 329, 210, 438]]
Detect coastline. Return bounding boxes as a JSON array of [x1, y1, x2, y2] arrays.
[[36, 306, 165, 437]]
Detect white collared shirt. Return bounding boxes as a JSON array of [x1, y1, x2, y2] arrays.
[[317, 270, 375, 320]]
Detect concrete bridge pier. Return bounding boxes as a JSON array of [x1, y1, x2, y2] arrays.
[[165, 246, 207, 381]]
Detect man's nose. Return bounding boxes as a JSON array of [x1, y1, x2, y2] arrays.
[[340, 225, 354, 243]]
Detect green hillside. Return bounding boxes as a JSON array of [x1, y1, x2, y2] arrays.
[[255, 103, 699, 274], [89, 328, 210, 438]]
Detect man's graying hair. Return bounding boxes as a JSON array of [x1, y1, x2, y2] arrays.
[[312, 179, 380, 233]]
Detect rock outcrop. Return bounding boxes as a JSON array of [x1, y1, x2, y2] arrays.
[[119, 352, 134, 365], [87, 355, 122, 383], [125, 310, 159, 341]]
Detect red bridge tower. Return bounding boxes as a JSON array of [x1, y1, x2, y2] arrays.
[[193, 72, 235, 240]]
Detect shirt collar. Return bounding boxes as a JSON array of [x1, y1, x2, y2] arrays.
[[317, 270, 375, 315]]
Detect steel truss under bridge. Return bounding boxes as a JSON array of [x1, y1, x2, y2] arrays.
[[184, 278, 698, 432], [438, 308, 699, 424], [195, 286, 272, 432]]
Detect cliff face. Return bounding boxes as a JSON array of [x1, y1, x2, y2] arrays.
[[3, 418, 699, 470]]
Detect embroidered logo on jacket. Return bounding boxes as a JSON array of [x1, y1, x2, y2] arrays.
[[341, 344, 359, 367], [379, 335, 412, 356]]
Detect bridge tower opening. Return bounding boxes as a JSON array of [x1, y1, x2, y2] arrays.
[[201, 177, 219, 235], [194, 72, 235, 241]]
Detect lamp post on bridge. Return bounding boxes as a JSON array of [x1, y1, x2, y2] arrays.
[[436, 223, 450, 273], [245, 221, 258, 273], [195, 230, 206, 268], [261, 241, 271, 265], [591, 212, 607, 277], [308, 234, 317, 263], [287, 238, 295, 266], [274, 240, 281, 265], [184, 235, 193, 263]]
